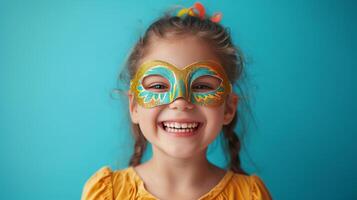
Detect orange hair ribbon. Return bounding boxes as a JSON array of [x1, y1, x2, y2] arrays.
[[177, 2, 222, 23]]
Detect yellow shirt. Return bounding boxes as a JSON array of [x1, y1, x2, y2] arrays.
[[81, 166, 272, 200]]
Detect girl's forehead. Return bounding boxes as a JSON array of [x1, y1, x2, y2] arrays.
[[139, 60, 224, 75], [142, 36, 220, 70]]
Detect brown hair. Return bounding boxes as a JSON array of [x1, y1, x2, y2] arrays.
[[117, 11, 256, 175]]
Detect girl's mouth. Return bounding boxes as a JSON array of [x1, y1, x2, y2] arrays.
[[160, 121, 201, 137]]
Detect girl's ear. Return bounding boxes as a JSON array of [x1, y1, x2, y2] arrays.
[[128, 91, 139, 124], [223, 93, 239, 125]]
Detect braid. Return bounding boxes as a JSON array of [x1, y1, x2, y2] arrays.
[[128, 124, 147, 166], [222, 113, 248, 175]]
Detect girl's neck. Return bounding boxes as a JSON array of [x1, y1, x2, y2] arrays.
[[134, 146, 226, 189]]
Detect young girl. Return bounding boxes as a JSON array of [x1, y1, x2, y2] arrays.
[[82, 2, 272, 200]]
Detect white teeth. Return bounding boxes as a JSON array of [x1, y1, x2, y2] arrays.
[[165, 127, 194, 133], [174, 122, 180, 129], [162, 122, 199, 129]]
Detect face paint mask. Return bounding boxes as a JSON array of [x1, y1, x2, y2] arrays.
[[130, 60, 232, 108]]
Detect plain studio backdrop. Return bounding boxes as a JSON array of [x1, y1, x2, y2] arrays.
[[0, 0, 356, 199]]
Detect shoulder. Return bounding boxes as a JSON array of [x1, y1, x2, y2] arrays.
[[224, 172, 273, 200], [81, 166, 114, 200], [81, 166, 138, 200]]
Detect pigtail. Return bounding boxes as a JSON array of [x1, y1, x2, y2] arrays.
[[222, 113, 248, 175], [128, 124, 147, 166]]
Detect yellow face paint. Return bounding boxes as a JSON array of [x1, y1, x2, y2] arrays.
[[130, 60, 232, 108]]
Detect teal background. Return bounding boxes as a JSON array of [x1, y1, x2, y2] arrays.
[[1, 0, 356, 199]]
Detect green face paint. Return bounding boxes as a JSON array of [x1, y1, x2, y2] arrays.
[[130, 60, 232, 108]]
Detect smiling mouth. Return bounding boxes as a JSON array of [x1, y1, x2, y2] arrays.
[[161, 121, 201, 134]]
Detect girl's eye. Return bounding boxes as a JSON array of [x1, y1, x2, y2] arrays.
[[150, 84, 166, 89], [148, 83, 169, 91], [142, 75, 170, 92], [192, 84, 214, 92], [191, 75, 221, 93]]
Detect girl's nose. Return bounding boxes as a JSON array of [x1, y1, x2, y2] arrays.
[[168, 97, 194, 111]]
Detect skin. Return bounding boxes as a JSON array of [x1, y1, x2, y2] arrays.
[[128, 35, 239, 200]]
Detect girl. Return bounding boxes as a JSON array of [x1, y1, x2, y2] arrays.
[[82, 2, 272, 200]]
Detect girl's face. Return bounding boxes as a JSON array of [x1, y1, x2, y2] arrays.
[[129, 35, 238, 159]]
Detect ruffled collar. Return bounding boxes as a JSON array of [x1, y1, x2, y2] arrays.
[[127, 166, 234, 200]]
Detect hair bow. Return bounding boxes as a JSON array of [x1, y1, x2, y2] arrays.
[[176, 2, 222, 23]]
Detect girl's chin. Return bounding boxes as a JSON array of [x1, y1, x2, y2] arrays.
[[151, 129, 209, 159]]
